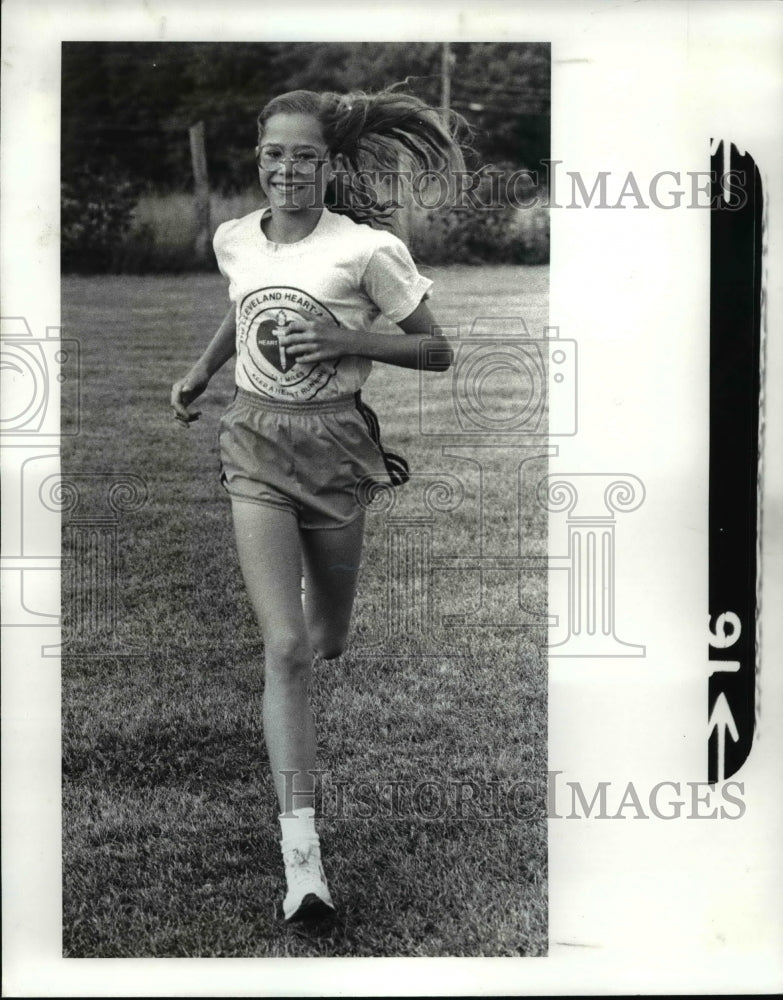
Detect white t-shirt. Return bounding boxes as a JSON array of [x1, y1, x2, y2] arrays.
[[213, 206, 433, 401]]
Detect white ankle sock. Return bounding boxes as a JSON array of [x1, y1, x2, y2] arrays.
[[279, 806, 317, 847]]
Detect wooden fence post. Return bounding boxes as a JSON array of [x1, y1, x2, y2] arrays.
[[189, 121, 211, 262]]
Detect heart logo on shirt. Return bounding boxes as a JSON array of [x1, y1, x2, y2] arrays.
[[255, 313, 292, 372], [240, 288, 340, 396]]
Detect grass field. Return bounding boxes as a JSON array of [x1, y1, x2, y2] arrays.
[[61, 264, 549, 957]]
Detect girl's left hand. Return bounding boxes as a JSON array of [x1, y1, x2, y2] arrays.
[[281, 318, 356, 365]]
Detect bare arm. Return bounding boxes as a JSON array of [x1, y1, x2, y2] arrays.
[[368, 300, 453, 370], [170, 307, 236, 425], [282, 300, 454, 372]]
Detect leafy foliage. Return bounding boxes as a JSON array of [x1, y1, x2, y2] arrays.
[[412, 203, 550, 267], [61, 43, 550, 270], [62, 42, 550, 194], [61, 163, 143, 273]]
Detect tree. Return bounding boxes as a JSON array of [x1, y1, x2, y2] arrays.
[[61, 41, 550, 193]]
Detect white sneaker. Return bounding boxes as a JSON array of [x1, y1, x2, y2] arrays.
[[281, 839, 335, 922]]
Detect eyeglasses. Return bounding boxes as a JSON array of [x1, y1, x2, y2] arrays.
[[256, 146, 327, 175]]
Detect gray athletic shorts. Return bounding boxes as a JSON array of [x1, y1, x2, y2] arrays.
[[218, 388, 386, 529]]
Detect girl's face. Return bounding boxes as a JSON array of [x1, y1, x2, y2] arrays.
[[256, 112, 333, 213]]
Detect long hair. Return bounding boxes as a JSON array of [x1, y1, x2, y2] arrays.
[[256, 88, 468, 228]]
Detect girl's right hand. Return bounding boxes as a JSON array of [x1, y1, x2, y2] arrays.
[[170, 368, 209, 426]]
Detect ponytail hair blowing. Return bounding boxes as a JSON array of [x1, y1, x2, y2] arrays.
[[257, 88, 468, 227]]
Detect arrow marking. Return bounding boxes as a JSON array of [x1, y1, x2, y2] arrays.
[[709, 659, 740, 677], [708, 692, 740, 782]]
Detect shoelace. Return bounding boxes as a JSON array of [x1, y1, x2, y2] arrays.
[[283, 843, 325, 893]]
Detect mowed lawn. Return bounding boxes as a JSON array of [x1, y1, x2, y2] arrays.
[[61, 264, 549, 957]]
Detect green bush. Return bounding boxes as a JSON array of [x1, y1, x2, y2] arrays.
[[62, 182, 549, 273], [111, 190, 262, 274], [61, 165, 143, 273], [410, 203, 549, 266], [407, 170, 549, 266]]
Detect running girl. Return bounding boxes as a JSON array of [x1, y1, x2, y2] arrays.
[[170, 89, 465, 923]]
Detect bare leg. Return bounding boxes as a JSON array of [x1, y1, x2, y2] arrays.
[[230, 500, 314, 814], [301, 512, 365, 660], [230, 502, 366, 814]]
